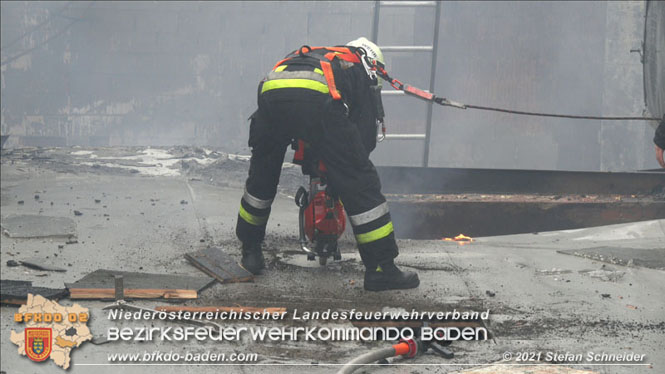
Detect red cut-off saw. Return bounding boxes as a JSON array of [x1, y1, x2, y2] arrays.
[[292, 139, 345, 265]]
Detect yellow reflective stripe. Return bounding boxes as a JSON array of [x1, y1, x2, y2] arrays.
[[261, 79, 330, 94], [273, 65, 322, 75], [355, 222, 394, 244], [239, 205, 268, 226]]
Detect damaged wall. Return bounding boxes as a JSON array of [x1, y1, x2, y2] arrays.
[[0, 1, 659, 170]]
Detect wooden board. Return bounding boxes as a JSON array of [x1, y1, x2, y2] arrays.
[[69, 288, 198, 299], [65, 269, 214, 300], [0, 280, 68, 305], [185, 247, 253, 283]]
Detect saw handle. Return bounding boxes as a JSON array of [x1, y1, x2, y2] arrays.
[[295, 186, 313, 254]]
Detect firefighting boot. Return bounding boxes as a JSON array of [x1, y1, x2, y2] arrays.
[[241, 241, 265, 275], [363, 260, 420, 291]]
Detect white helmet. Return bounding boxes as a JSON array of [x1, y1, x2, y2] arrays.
[[347, 37, 385, 67], [347, 37, 385, 87]]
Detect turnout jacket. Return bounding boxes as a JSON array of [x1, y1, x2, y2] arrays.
[[259, 45, 383, 153]]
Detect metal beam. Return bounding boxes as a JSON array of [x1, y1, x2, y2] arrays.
[[371, 1, 380, 44], [422, 0, 442, 167]]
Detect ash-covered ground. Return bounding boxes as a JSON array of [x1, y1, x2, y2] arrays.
[[1, 146, 664, 373]]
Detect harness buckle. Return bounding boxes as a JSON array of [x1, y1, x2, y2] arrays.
[[355, 47, 379, 84]]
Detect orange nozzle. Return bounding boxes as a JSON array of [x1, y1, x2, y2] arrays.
[[392, 342, 410, 356]]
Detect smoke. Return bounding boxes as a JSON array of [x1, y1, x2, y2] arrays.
[[1, 1, 657, 170]]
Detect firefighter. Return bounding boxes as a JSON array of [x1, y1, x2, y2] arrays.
[[235, 37, 419, 291]]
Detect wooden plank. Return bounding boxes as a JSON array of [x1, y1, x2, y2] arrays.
[[185, 247, 253, 283], [155, 306, 286, 314], [65, 269, 213, 300], [69, 288, 198, 299]]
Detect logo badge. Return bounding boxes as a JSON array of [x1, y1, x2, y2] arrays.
[[25, 328, 52, 362]]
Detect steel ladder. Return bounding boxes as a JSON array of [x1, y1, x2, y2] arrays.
[[371, 0, 442, 167]]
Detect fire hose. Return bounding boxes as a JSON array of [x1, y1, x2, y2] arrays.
[[337, 341, 412, 374], [337, 333, 455, 374], [371, 64, 662, 141]]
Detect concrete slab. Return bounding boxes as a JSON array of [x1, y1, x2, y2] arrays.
[[558, 247, 665, 270], [1, 214, 76, 238]]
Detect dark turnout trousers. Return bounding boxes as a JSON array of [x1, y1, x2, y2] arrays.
[[236, 89, 398, 269]]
